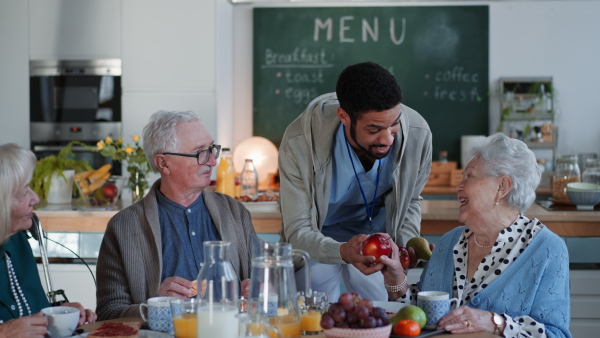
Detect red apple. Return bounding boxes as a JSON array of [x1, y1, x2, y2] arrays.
[[362, 234, 392, 263], [399, 246, 411, 269], [103, 183, 118, 199]]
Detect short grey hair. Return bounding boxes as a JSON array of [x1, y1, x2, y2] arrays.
[[466, 133, 541, 213], [0, 143, 37, 243], [142, 110, 202, 172]]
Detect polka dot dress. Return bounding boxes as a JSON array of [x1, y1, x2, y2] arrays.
[[398, 214, 547, 338]]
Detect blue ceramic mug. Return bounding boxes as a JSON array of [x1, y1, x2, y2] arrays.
[[139, 296, 178, 332], [417, 291, 459, 330]]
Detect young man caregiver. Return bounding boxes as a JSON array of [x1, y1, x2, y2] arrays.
[[278, 61, 432, 302]]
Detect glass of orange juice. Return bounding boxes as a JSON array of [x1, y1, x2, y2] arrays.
[[237, 313, 282, 338], [298, 291, 328, 335], [169, 298, 199, 338]]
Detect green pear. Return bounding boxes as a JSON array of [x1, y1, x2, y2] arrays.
[[406, 237, 432, 261]]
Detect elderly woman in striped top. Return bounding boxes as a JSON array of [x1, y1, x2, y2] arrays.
[[0, 143, 96, 337], [380, 133, 571, 338]]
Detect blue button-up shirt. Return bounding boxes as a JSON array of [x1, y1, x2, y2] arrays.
[[157, 189, 220, 282]]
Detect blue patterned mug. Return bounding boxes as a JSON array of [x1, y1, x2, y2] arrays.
[[417, 291, 459, 330], [139, 296, 179, 332]]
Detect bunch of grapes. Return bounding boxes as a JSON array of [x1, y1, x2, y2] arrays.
[[320, 292, 390, 329]]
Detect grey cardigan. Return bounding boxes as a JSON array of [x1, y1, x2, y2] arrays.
[[278, 93, 432, 264], [95, 179, 256, 320]]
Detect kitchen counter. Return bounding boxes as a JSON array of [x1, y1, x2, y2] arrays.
[[36, 200, 600, 236]]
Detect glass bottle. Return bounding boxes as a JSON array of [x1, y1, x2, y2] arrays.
[[216, 148, 236, 197], [438, 151, 448, 163], [241, 159, 259, 200], [553, 155, 580, 201], [582, 158, 600, 185], [196, 241, 239, 338]]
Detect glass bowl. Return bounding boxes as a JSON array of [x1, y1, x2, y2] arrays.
[[74, 175, 127, 208]]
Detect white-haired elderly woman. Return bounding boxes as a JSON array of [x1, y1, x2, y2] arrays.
[[380, 133, 570, 338], [0, 143, 96, 336]]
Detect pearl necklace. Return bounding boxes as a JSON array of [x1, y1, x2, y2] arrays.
[[5, 254, 31, 317], [473, 233, 494, 248]]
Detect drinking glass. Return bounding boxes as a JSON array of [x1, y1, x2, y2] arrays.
[[170, 298, 199, 338], [297, 291, 328, 335], [237, 313, 282, 338]]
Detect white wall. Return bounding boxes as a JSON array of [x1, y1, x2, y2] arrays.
[[225, 1, 600, 158], [2, 1, 599, 161], [0, 0, 29, 147]]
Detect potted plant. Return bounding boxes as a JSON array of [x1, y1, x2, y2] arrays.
[[30, 143, 92, 205]]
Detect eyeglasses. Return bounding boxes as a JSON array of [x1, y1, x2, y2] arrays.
[[163, 144, 221, 165]]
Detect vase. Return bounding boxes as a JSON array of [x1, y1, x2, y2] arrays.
[[47, 170, 75, 204], [128, 166, 148, 203]]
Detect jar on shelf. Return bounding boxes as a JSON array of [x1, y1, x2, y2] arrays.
[[578, 153, 598, 176], [438, 151, 448, 163], [582, 158, 600, 185], [552, 155, 580, 201]]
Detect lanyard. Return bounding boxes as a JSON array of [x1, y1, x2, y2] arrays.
[[343, 125, 381, 234]]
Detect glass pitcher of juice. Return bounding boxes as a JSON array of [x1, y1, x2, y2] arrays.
[[248, 241, 312, 338]]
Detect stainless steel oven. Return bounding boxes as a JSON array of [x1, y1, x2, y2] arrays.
[[30, 59, 122, 174]]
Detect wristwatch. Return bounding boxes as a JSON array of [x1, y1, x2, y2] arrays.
[[491, 312, 504, 336]]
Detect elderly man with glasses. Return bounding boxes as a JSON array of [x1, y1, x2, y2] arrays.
[[96, 110, 256, 320]]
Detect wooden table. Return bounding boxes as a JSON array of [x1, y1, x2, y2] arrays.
[[79, 316, 497, 337]]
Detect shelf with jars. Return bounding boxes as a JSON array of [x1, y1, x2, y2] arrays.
[[498, 76, 556, 166]]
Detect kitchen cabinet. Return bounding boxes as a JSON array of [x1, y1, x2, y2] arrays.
[[36, 263, 97, 311], [121, 0, 217, 140], [28, 0, 121, 60], [498, 77, 556, 166], [569, 270, 600, 337]]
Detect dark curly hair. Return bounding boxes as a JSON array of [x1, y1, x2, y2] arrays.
[[335, 61, 403, 121]]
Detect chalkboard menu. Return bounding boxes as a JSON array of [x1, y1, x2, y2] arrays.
[[253, 6, 489, 162]]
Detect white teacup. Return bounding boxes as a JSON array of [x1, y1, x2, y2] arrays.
[[417, 291, 459, 330], [41, 306, 80, 337], [139, 296, 179, 332]]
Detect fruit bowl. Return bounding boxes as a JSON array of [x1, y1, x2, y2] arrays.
[[566, 182, 600, 210], [75, 175, 127, 208], [324, 324, 392, 338]]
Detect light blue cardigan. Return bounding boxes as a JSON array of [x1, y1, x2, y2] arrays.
[[418, 225, 571, 338]]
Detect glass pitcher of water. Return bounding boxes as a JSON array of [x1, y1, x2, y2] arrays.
[[196, 241, 239, 338], [248, 241, 312, 338]]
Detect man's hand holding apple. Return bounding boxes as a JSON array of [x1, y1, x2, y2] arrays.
[[340, 234, 383, 276]]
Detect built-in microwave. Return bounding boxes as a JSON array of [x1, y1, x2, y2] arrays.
[[30, 59, 122, 174]]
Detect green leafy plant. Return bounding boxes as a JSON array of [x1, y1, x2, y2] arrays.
[[30, 143, 92, 203]]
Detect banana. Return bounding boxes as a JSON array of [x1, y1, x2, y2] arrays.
[[88, 164, 112, 179], [74, 170, 94, 181], [78, 165, 112, 195], [83, 172, 111, 195]]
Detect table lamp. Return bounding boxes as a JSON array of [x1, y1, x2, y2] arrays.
[[233, 137, 278, 190]]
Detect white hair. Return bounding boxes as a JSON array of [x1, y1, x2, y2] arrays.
[[0, 143, 37, 243], [142, 110, 202, 172], [466, 133, 541, 212]]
